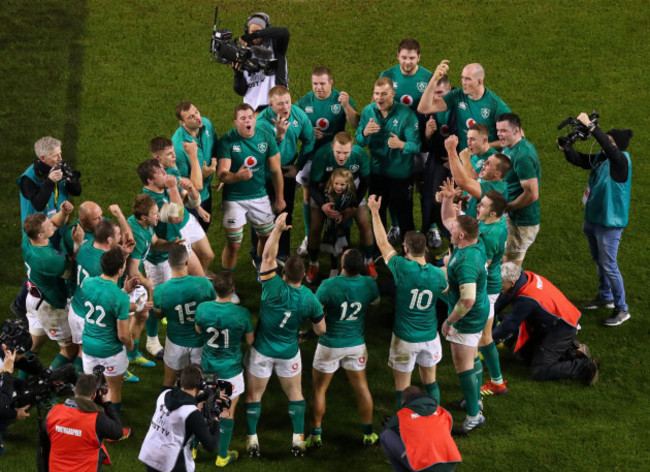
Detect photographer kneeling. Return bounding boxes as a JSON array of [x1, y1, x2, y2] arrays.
[[0, 344, 32, 456], [40, 372, 123, 471], [558, 112, 633, 327], [139, 364, 225, 472]]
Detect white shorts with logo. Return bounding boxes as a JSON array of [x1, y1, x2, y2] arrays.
[[163, 337, 203, 371], [180, 213, 206, 254], [26, 294, 71, 345], [313, 343, 369, 374], [128, 286, 149, 316], [26, 310, 44, 336], [296, 160, 312, 186], [244, 346, 301, 378], [68, 306, 85, 345], [488, 293, 499, 320], [83, 349, 129, 377], [144, 259, 172, 288], [445, 327, 482, 347], [222, 373, 245, 400], [388, 333, 443, 373], [222, 197, 274, 230]]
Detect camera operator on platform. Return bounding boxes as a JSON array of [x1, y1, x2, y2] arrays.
[[234, 12, 290, 112], [558, 113, 632, 327], [139, 364, 224, 472], [39, 373, 123, 472]]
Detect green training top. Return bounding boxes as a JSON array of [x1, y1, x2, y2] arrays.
[[379, 64, 433, 111], [80, 276, 130, 358], [22, 241, 68, 309], [479, 218, 508, 295], [502, 137, 541, 226], [315, 274, 379, 348], [172, 117, 217, 201], [218, 127, 280, 202], [446, 243, 489, 334], [297, 89, 357, 149], [195, 301, 254, 378], [254, 273, 323, 359], [442, 87, 510, 149], [153, 275, 216, 348], [355, 102, 421, 179], [387, 255, 447, 343]]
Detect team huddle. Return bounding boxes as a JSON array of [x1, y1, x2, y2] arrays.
[[18, 33, 621, 471]]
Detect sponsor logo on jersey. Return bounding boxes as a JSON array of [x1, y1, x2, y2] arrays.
[[459, 102, 467, 110], [244, 156, 258, 168], [305, 106, 314, 113], [349, 164, 359, 173], [392, 81, 398, 89], [257, 142, 268, 153], [316, 118, 329, 130], [325, 166, 333, 172], [400, 95, 413, 106], [233, 145, 241, 152], [417, 81, 427, 92], [292, 119, 300, 128], [330, 104, 341, 114], [481, 108, 490, 119], [466, 118, 476, 129], [205, 130, 210, 137], [392, 118, 400, 127]]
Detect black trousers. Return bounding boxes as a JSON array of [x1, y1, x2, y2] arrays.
[[249, 177, 297, 258], [420, 158, 451, 236], [369, 174, 414, 235]]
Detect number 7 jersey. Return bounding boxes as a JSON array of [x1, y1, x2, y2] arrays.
[[387, 255, 447, 343]]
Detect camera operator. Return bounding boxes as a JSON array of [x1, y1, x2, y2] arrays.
[[234, 12, 289, 112], [558, 113, 632, 327], [39, 373, 123, 472], [0, 345, 32, 456], [139, 364, 224, 472]]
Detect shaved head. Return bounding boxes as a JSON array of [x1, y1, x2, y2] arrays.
[[466, 63, 485, 80], [79, 201, 103, 231]]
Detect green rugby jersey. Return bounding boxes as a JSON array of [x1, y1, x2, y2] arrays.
[[218, 127, 279, 202], [309, 143, 370, 187], [127, 215, 154, 263], [254, 273, 323, 359], [442, 87, 511, 149], [22, 241, 68, 309], [315, 274, 379, 349], [447, 243, 489, 334], [74, 242, 105, 291], [479, 218, 508, 295], [356, 102, 421, 179], [153, 275, 216, 348], [469, 148, 497, 175], [59, 217, 109, 256], [172, 117, 217, 201], [379, 64, 433, 111], [142, 186, 187, 265], [502, 137, 541, 226], [195, 301, 253, 378], [80, 276, 130, 357], [465, 179, 508, 219], [386, 255, 447, 343], [256, 104, 315, 170], [297, 89, 357, 149]]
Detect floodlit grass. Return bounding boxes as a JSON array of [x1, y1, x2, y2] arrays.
[[1, 0, 649, 471]]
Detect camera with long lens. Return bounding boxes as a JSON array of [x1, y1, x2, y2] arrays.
[[196, 371, 232, 429], [209, 6, 277, 75], [557, 110, 599, 149], [0, 319, 33, 355], [11, 364, 77, 410], [92, 365, 109, 403]]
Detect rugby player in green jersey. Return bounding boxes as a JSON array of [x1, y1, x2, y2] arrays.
[[497, 113, 541, 267], [306, 132, 375, 282], [23, 207, 81, 370], [296, 65, 360, 255], [217, 104, 285, 277], [463, 124, 497, 178], [195, 272, 254, 467], [440, 181, 490, 434], [153, 245, 216, 390], [419, 60, 511, 150], [444, 134, 510, 219], [80, 248, 134, 419], [305, 249, 380, 448], [254, 85, 316, 262], [475, 191, 510, 396], [367, 195, 448, 409], [243, 213, 325, 457]]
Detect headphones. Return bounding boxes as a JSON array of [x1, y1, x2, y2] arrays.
[[244, 12, 271, 34]]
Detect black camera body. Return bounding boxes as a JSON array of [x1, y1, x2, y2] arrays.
[[557, 110, 599, 148], [54, 161, 77, 181], [92, 365, 109, 401], [210, 6, 277, 75], [196, 371, 233, 428], [0, 319, 33, 355], [11, 364, 76, 409]]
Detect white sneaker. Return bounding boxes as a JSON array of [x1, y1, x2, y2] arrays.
[[146, 336, 164, 360], [291, 433, 306, 456], [297, 237, 308, 256], [246, 434, 260, 458]]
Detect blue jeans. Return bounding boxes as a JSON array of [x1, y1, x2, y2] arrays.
[[583, 220, 627, 311]]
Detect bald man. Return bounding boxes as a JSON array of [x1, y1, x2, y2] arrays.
[[418, 62, 511, 150], [60, 202, 132, 256]]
